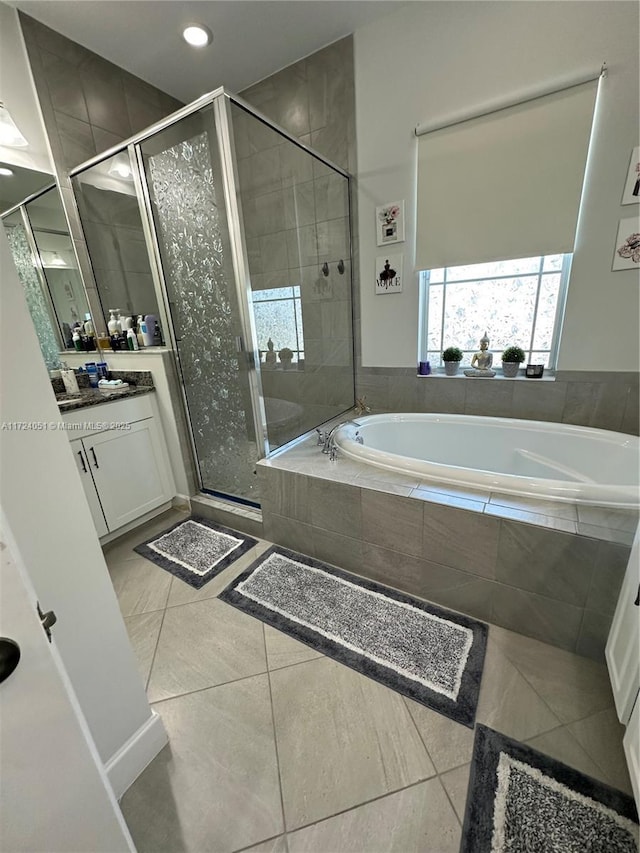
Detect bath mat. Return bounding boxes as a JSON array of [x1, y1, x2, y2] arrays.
[[134, 516, 257, 589], [461, 725, 639, 852], [218, 546, 487, 727]]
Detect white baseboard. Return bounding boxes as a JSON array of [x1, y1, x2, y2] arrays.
[[105, 711, 168, 799], [172, 494, 192, 512]]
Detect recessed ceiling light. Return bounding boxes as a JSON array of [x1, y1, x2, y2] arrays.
[[0, 166, 14, 176], [182, 24, 212, 47]]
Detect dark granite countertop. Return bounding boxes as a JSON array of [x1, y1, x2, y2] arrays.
[[56, 385, 155, 412]]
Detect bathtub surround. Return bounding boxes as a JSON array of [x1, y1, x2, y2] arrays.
[[134, 517, 257, 590], [357, 368, 640, 436], [258, 435, 638, 661], [461, 725, 639, 852], [219, 546, 488, 727]]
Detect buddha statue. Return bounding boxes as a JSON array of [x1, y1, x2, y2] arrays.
[[264, 337, 277, 368], [464, 332, 496, 378]]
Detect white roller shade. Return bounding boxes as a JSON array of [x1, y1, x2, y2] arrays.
[[416, 80, 599, 271]]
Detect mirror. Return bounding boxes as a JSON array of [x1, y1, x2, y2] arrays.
[[72, 150, 161, 332], [0, 161, 54, 214], [25, 187, 92, 350], [2, 177, 95, 370]]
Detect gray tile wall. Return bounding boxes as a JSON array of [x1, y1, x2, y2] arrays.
[[258, 466, 631, 661], [356, 368, 640, 435], [19, 12, 182, 335]]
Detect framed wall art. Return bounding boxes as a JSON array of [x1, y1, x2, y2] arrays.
[[621, 146, 640, 205], [376, 201, 404, 246], [612, 216, 640, 271], [375, 253, 403, 294]]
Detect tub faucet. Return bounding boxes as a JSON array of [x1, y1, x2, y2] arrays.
[[322, 420, 362, 461]]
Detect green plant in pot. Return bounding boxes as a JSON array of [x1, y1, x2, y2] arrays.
[[279, 347, 293, 369], [442, 346, 463, 376], [501, 345, 525, 378]]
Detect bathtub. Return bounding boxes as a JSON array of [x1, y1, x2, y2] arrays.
[[334, 414, 640, 508]]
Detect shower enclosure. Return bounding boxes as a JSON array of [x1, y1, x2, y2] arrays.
[[71, 89, 355, 506]]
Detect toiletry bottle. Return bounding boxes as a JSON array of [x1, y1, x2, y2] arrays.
[[141, 314, 155, 347], [72, 327, 82, 352], [127, 328, 139, 351], [60, 362, 80, 395], [85, 363, 99, 388], [153, 320, 162, 346], [136, 315, 145, 348], [108, 309, 118, 336], [83, 313, 94, 337], [115, 309, 124, 333]]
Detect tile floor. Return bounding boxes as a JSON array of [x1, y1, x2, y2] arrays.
[[104, 508, 633, 853]]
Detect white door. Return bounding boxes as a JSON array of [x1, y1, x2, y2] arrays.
[[85, 419, 170, 532], [70, 437, 109, 537], [623, 695, 640, 808], [605, 527, 640, 725], [0, 528, 134, 852]]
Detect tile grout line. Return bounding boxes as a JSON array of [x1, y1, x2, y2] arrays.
[[148, 666, 271, 707], [263, 622, 290, 853], [144, 582, 171, 693], [400, 696, 463, 828]]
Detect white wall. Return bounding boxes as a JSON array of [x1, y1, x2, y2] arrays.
[[0, 2, 52, 173], [354, 1, 639, 370], [0, 226, 159, 768]]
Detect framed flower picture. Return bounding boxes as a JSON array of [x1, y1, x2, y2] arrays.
[[612, 216, 640, 271], [621, 147, 640, 205], [376, 201, 404, 246]]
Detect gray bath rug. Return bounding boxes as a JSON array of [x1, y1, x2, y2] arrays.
[[461, 725, 639, 852], [218, 546, 487, 727], [134, 517, 257, 589]]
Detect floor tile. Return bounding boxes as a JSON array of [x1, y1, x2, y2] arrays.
[[403, 698, 474, 773], [123, 610, 163, 687], [120, 675, 283, 853], [147, 598, 267, 702], [239, 836, 288, 853], [476, 639, 560, 741], [271, 657, 435, 830], [166, 541, 270, 608], [103, 508, 189, 565], [525, 725, 609, 786], [488, 624, 614, 723], [264, 625, 323, 670], [568, 707, 634, 795], [439, 763, 471, 824], [108, 556, 172, 617], [286, 778, 460, 852]]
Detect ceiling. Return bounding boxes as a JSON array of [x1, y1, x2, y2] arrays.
[[9, 1, 399, 103]]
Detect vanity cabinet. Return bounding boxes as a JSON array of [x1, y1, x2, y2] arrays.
[[64, 394, 175, 538]]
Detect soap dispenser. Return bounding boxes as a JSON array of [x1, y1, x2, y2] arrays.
[[108, 309, 119, 336]]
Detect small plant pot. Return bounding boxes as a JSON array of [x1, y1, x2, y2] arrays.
[[502, 361, 520, 378], [444, 361, 460, 376]]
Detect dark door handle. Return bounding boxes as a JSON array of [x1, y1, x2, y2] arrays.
[[37, 603, 57, 643], [634, 584, 639, 606], [0, 638, 20, 684], [89, 447, 99, 469], [78, 450, 87, 473]]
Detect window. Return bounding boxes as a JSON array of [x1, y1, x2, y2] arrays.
[[252, 285, 304, 363], [421, 254, 571, 370]]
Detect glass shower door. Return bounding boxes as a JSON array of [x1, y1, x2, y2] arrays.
[[139, 106, 264, 504]]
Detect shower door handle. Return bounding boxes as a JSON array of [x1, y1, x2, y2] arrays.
[[167, 301, 183, 342]]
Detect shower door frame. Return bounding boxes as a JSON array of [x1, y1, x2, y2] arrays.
[[69, 86, 355, 502]]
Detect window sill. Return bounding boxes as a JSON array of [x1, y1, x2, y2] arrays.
[[416, 370, 556, 381]]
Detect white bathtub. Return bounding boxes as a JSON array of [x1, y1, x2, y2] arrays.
[[334, 414, 640, 508]]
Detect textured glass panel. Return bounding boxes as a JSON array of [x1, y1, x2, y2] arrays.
[[4, 216, 61, 370], [143, 119, 259, 502], [253, 298, 299, 353], [427, 283, 443, 353]]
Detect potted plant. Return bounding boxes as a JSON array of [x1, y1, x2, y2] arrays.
[[501, 345, 525, 378], [279, 347, 293, 369], [442, 346, 463, 376]]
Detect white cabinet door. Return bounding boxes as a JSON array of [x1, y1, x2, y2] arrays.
[[605, 527, 640, 726], [69, 438, 109, 538], [85, 419, 172, 532]]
